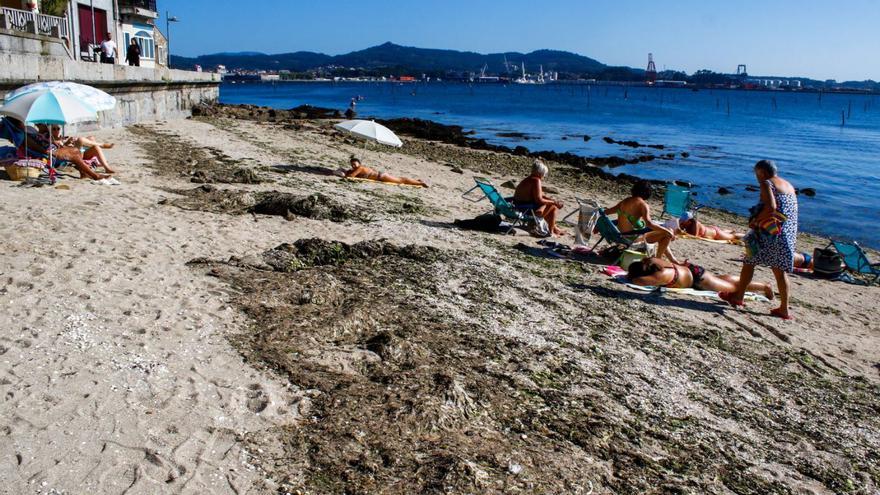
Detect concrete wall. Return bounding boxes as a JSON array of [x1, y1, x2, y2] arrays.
[[1, 43, 220, 128], [0, 27, 72, 58]]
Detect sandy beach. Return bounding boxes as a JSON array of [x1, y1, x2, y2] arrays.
[[1, 111, 878, 494]]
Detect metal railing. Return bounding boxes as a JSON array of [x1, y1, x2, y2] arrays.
[[1, 7, 69, 39], [118, 0, 158, 12]]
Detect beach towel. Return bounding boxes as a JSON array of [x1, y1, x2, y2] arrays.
[[603, 265, 770, 302], [343, 177, 425, 188]]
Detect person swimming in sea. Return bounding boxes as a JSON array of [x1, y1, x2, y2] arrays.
[[628, 257, 774, 300], [344, 157, 428, 187]]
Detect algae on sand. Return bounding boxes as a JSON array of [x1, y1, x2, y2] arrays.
[[193, 238, 880, 494]]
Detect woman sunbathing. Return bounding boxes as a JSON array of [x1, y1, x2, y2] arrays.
[[678, 212, 743, 241], [17, 121, 109, 180], [344, 157, 427, 187], [48, 125, 116, 174], [605, 180, 680, 263], [513, 159, 564, 236], [628, 257, 774, 300]]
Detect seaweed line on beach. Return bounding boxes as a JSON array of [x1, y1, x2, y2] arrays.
[[192, 238, 880, 494]]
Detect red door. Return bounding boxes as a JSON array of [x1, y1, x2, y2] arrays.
[[77, 3, 107, 54]]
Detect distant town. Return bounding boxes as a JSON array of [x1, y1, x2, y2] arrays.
[[173, 43, 880, 94]]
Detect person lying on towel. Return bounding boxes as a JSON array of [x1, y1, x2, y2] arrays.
[[344, 156, 428, 187], [627, 256, 774, 300], [677, 212, 743, 241]]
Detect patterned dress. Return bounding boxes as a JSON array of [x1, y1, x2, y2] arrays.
[[743, 181, 798, 272]]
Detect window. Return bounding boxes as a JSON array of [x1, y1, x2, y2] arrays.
[[133, 29, 154, 59]]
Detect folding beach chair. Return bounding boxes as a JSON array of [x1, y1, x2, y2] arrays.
[[590, 208, 652, 251], [661, 182, 702, 219], [463, 177, 539, 234], [831, 240, 880, 285]]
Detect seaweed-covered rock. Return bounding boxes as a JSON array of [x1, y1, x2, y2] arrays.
[[251, 192, 359, 222], [261, 238, 441, 272]]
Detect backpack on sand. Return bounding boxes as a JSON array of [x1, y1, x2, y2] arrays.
[[812, 247, 844, 279]]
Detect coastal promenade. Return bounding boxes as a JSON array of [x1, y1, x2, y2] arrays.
[[0, 107, 877, 493]]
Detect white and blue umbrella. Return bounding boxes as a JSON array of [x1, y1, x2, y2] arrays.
[[0, 88, 98, 125], [0, 88, 98, 169], [4, 81, 116, 112]]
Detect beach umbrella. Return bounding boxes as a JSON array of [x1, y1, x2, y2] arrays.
[[4, 81, 116, 112], [0, 88, 98, 170], [334, 119, 403, 148], [0, 88, 98, 125]]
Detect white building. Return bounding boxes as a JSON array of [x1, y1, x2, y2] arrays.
[[0, 0, 167, 67]]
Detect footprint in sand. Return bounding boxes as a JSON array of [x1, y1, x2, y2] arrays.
[[246, 384, 269, 413]]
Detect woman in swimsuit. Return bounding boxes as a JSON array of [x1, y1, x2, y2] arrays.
[[678, 212, 743, 241], [605, 180, 680, 263], [47, 125, 116, 174], [18, 121, 109, 180], [628, 257, 774, 299], [345, 157, 427, 187], [513, 159, 565, 236]]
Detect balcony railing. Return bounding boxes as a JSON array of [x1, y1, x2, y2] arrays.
[[118, 0, 158, 12], [1, 7, 69, 39]]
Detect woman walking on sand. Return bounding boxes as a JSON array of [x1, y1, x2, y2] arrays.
[[720, 160, 798, 320]]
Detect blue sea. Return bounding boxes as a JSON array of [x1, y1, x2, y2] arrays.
[[221, 82, 880, 248]]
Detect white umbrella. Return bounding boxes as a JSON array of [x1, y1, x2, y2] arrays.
[[0, 88, 98, 170], [5, 81, 116, 112], [334, 119, 403, 148]]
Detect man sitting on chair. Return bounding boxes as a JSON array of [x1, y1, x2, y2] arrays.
[[513, 160, 565, 237]]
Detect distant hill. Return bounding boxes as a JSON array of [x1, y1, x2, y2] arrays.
[[171, 42, 614, 76]]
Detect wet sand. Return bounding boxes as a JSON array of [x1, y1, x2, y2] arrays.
[[0, 114, 878, 494]]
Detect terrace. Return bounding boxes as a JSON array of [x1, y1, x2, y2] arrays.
[[1, 5, 69, 39]]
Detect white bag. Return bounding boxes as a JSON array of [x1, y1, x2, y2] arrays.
[[531, 216, 551, 237], [574, 200, 601, 246]]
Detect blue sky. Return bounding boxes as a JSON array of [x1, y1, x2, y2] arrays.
[[158, 0, 880, 81]]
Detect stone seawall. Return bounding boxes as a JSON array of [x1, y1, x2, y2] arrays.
[[0, 45, 219, 128]]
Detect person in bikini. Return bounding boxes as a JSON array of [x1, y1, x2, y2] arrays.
[[513, 159, 565, 236], [677, 212, 743, 241], [344, 157, 427, 187], [627, 257, 774, 300], [47, 125, 116, 174], [604, 180, 680, 263], [16, 120, 110, 180]]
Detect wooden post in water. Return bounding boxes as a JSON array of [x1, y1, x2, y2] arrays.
[[841, 110, 846, 126], [848, 100, 852, 119], [772, 96, 777, 111]]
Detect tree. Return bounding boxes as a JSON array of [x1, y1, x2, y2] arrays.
[[40, 0, 69, 17]]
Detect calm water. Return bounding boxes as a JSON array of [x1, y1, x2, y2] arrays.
[[221, 82, 880, 248]]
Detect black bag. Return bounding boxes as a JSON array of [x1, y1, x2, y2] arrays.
[[813, 247, 844, 278]]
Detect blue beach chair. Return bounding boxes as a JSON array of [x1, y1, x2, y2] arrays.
[[831, 240, 880, 285], [661, 182, 702, 219], [463, 177, 539, 234], [591, 208, 652, 251]]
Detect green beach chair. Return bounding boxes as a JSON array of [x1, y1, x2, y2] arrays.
[[591, 208, 652, 251], [831, 240, 880, 285], [463, 177, 539, 234], [661, 182, 702, 219]]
